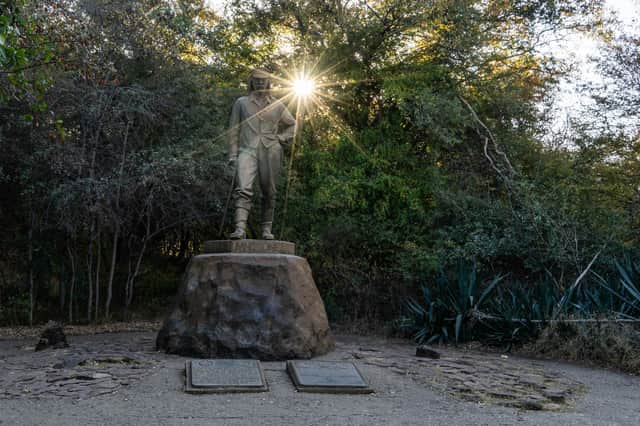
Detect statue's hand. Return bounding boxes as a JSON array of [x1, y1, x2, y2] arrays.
[[278, 135, 293, 148]]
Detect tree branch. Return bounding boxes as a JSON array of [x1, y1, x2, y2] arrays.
[[459, 95, 515, 178]]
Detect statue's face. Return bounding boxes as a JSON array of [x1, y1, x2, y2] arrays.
[[251, 77, 270, 92]]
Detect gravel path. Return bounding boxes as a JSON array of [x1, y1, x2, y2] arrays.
[[1, 332, 638, 425]]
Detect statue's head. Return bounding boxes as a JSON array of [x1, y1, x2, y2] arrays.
[[248, 68, 271, 93]]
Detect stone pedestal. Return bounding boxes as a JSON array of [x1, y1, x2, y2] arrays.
[[156, 240, 334, 360]]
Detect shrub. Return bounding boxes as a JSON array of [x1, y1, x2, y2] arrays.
[[524, 320, 640, 375]]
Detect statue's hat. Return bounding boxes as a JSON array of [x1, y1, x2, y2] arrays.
[[250, 69, 271, 79]]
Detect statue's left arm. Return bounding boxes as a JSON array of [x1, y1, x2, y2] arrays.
[[278, 105, 296, 146]]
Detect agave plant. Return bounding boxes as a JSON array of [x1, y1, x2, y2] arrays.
[[593, 256, 640, 319], [401, 255, 640, 349], [401, 262, 504, 344], [402, 284, 450, 344], [480, 280, 556, 348]]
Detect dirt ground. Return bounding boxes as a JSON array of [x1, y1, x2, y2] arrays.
[[0, 331, 638, 426]]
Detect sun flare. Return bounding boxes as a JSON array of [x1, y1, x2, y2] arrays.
[[293, 78, 315, 97]]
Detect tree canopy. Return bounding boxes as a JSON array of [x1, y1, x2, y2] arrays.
[[0, 0, 638, 326]]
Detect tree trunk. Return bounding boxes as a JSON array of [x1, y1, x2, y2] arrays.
[[67, 245, 76, 324], [0, 267, 7, 307], [87, 232, 93, 322], [126, 241, 145, 309], [28, 212, 34, 326], [59, 262, 66, 313], [86, 92, 109, 321], [124, 247, 133, 319], [126, 206, 152, 309], [105, 226, 119, 319], [105, 121, 130, 320], [94, 229, 101, 322]]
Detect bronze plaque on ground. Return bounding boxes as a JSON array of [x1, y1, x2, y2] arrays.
[[286, 361, 373, 394], [185, 359, 268, 393]]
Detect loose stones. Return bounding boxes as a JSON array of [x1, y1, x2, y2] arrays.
[[0, 336, 157, 400], [415, 345, 440, 359], [185, 359, 268, 393], [349, 343, 583, 410], [286, 361, 373, 394], [35, 321, 69, 351]]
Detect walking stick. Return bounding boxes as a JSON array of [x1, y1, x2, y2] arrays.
[[281, 101, 305, 240], [218, 163, 237, 238]]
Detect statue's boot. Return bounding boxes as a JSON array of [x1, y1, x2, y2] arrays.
[[229, 208, 249, 240], [261, 222, 275, 240], [261, 203, 275, 240]]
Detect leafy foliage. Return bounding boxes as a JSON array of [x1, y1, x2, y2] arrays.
[[0, 0, 638, 332]]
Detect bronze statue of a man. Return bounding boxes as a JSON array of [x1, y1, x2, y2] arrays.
[[227, 69, 296, 240]]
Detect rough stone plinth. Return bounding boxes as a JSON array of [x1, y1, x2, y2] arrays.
[[203, 239, 295, 255], [156, 253, 334, 360]]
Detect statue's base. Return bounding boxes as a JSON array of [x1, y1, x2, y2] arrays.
[[156, 240, 334, 360], [202, 239, 295, 255]]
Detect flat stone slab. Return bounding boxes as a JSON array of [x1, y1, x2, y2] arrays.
[[185, 359, 268, 393], [286, 361, 373, 394], [202, 240, 295, 255]]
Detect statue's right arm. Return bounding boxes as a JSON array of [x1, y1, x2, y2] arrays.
[[228, 99, 242, 163]]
